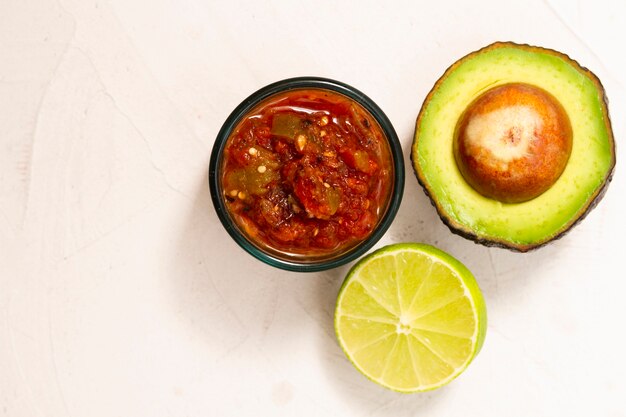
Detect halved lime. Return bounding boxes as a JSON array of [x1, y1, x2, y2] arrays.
[[334, 243, 487, 392]]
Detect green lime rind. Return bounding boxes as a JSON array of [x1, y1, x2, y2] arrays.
[[334, 243, 487, 393]]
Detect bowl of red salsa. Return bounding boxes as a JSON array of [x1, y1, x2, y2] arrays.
[[209, 77, 404, 271]]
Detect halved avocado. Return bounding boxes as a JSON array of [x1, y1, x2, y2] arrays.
[[412, 42, 615, 251]]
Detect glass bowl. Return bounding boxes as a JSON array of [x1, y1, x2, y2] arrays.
[[209, 77, 404, 272]]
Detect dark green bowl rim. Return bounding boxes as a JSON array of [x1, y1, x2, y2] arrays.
[[209, 76, 405, 272]]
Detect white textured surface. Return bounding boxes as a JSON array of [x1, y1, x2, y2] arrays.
[[1, 1, 625, 416]]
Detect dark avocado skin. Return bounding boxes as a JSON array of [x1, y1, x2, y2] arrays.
[[411, 41, 616, 252]]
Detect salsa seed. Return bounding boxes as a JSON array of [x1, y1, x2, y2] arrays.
[[323, 182, 331, 188], [248, 147, 258, 156], [320, 116, 329, 126], [313, 228, 319, 236], [238, 191, 247, 200], [257, 165, 267, 173], [229, 189, 238, 197], [320, 130, 327, 137], [296, 134, 307, 151]]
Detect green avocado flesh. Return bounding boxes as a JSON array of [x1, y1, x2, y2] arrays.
[[412, 42, 615, 250]]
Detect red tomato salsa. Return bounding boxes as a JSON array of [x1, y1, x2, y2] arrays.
[[221, 89, 394, 257]]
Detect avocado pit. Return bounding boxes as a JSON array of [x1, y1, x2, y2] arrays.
[[454, 83, 573, 203]]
